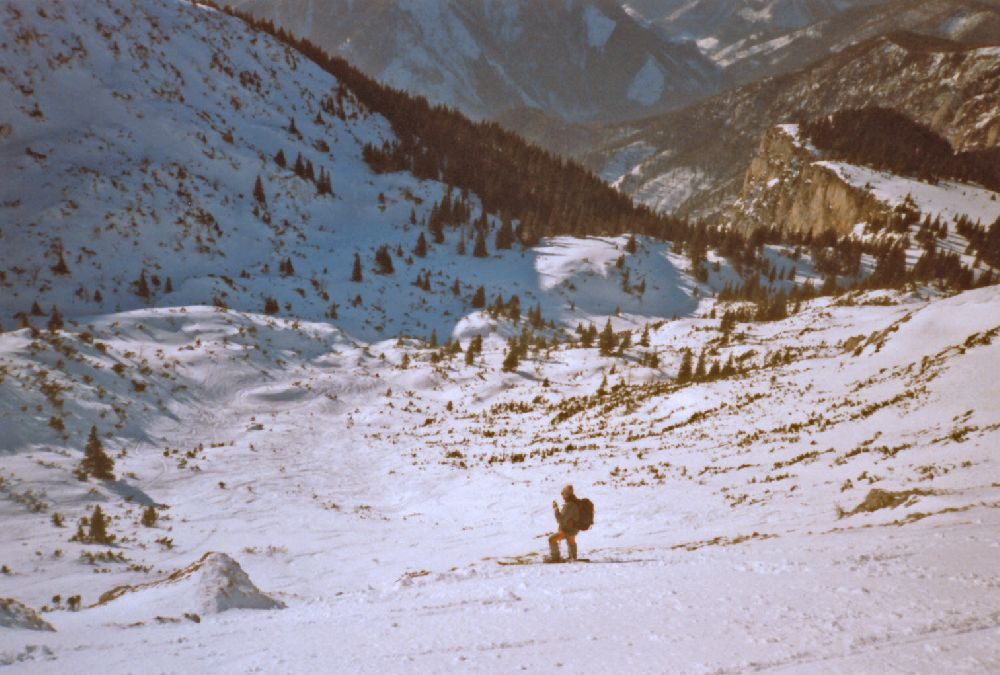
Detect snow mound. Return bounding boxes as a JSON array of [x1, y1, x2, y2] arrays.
[[0, 598, 55, 632], [96, 553, 284, 620]]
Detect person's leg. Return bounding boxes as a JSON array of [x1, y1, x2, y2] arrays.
[[567, 535, 577, 560], [548, 531, 565, 561]]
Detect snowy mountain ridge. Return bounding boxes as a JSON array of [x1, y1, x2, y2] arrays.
[[234, 0, 724, 123]]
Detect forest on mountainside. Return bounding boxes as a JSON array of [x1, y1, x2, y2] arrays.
[[802, 108, 1000, 190], [218, 4, 683, 246]]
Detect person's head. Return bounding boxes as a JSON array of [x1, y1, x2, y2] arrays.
[[561, 484, 574, 500]]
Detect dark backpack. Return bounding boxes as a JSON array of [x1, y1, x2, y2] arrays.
[[577, 498, 594, 531]]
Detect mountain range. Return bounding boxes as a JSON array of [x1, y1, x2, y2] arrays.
[[235, 0, 724, 122]]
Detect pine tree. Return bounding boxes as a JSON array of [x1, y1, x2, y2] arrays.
[[47, 306, 63, 333], [253, 175, 267, 206], [677, 349, 693, 383], [133, 270, 150, 300], [464, 335, 483, 365], [263, 297, 279, 315], [80, 425, 115, 480], [351, 252, 363, 282], [86, 505, 114, 545], [164, 277, 173, 294], [31, 301, 45, 316], [501, 340, 520, 372], [639, 324, 650, 347], [471, 286, 486, 308], [472, 229, 488, 258], [274, 149, 286, 168], [625, 234, 637, 254], [414, 232, 427, 258], [694, 351, 707, 381], [51, 251, 70, 276], [374, 245, 394, 275], [93, 288, 103, 303], [598, 319, 617, 355], [495, 218, 515, 250]]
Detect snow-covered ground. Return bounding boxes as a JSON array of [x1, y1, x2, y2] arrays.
[[3, 282, 1000, 672]]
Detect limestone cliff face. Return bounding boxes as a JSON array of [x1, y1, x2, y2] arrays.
[[729, 125, 890, 236]]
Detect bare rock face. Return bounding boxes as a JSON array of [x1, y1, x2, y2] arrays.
[[0, 598, 55, 632], [728, 125, 889, 236]]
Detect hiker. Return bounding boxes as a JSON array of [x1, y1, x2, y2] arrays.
[[548, 484, 581, 562]]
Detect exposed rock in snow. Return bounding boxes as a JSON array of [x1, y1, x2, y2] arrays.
[[0, 598, 55, 632], [96, 552, 285, 620]]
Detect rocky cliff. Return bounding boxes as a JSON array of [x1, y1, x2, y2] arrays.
[[728, 125, 891, 235], [589, 24, 1000, 221]]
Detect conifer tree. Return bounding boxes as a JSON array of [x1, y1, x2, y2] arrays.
[[625, 234, 637, 254], [253, 175, 267, 206], [80, 425, 115, 480], [414, 232, 427, 258], [274, 149, 286, 168], [86, 505, 114, 544], [639, 324, 650, 347], [495, 218, 515, 250], [374, 245, 394, 275], [501, 339, 520, 372], [263, 297, 279, 315], [472, 229, 488, 258], [133, 270, 151, 300], [47, 306, 63, 333], [694, 351, 707, 381], [677, 349, 693, 383], [471, 286, 486, 309], [164, 278, 173, 294], [51, 251, 70, 276], [351, 252, 363, 282], [31, 301, 44, 316], [598, 319, 617, 356]]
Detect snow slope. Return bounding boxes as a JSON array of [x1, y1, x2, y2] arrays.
[[2, 281, 1000, 671]]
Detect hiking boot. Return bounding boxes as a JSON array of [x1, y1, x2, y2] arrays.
[[543, 554, 562, 563], [549, 539, 561, 562], [567, 542, 578, 561]]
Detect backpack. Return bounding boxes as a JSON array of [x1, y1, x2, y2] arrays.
[[577, 498, 594, 531]]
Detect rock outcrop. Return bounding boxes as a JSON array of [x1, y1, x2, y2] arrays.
[[0, 598, 55, 632], [728, 125, 891, 235]]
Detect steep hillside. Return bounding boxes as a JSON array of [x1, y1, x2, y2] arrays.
[[0, 0, 674, 340], [589, 32, 1000, 218], [233, 0, 723, 123]]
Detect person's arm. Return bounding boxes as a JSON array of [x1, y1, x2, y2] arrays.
[[552, 500, 560, 525]]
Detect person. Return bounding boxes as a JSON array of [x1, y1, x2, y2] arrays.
[[547, 484, 581, 562]]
